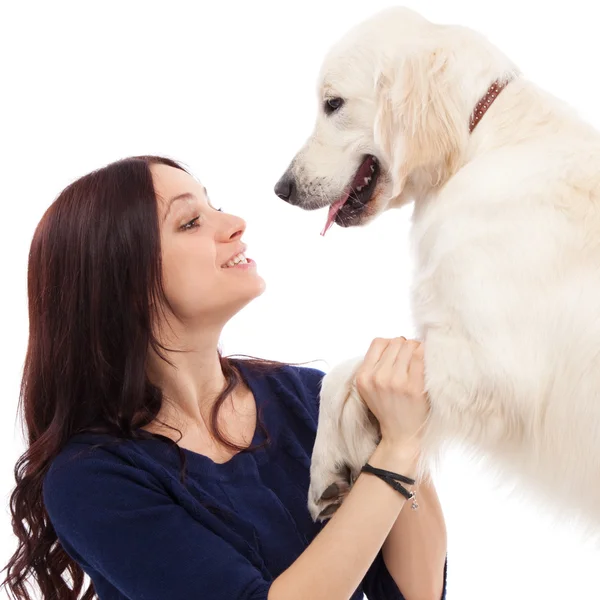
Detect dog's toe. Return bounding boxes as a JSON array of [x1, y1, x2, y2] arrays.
[[311, 478, 352, 522], [317, 503, 341, 520], [320, 483, 341, 500]]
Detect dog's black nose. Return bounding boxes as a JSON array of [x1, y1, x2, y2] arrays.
[[274, 173, 297, 204]]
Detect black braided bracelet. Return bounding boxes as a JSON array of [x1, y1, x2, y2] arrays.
[[361, 463, 419, 510], [361, 464, 416, 486]]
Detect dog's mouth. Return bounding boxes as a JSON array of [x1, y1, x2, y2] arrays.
[[321, 155, 381, 236]]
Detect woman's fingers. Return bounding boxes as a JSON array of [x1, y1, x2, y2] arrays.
[[373, 337, 406, 379], [357, 338, 390, 397], [357, 338, 391, 382], [358, 337, 422, 393], [355, 336, 429, 446], [357, 336, 424, 391], [391, 338, 419, 375]]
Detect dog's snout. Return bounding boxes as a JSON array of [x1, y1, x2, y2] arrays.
[[274, 172, 297, 204]]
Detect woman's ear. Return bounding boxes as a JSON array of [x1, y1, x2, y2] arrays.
[[374, 48, 466, 197]]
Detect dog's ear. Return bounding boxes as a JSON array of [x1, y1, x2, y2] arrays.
[[374, 48, 466, 197]]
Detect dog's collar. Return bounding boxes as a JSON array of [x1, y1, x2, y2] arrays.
[[469, 76, 515, 133]]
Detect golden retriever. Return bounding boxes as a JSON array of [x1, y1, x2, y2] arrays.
[[274, 7, 600, 526]]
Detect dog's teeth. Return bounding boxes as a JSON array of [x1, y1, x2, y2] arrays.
[[356, 185, 363, 191], [364, 177, 371, 185], [370, 165, 375, 172]]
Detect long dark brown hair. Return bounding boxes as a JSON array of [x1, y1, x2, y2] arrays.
[[2, 156, 276, 600]]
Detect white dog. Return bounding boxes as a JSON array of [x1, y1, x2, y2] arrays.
[[274, 7, 600, 526]]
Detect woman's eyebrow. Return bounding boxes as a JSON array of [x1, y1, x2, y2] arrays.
[[163, 193, 197, 222]]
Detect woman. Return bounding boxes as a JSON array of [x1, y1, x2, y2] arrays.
[[3, 156, 447, 600]]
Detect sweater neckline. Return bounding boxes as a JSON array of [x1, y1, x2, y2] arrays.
[[134, 360, 272, 477]]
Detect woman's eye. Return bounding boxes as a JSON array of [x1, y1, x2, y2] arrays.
[[180, 216, 200, 231], [216, 207, 223, 212]]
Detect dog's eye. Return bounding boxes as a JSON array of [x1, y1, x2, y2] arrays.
[[324, 97, 344, 115]]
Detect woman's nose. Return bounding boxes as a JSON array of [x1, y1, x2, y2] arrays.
[[220, 213, 246, 241]]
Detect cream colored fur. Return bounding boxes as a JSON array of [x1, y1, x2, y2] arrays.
[[283, 7, 600, 525]]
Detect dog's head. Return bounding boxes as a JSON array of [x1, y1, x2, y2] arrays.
[[274, 7, 494, 233]]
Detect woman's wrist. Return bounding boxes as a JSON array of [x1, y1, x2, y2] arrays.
[[368, 438, 420, 480]]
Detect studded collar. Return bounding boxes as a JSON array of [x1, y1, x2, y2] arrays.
[[469, 76, 515, 133]]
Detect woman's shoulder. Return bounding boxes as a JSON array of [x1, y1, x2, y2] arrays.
[[46, 432, 142, 471], [236, 359, 326, 401], [43, 432, 170, 513], [236, 358, 325, 383], [234, 360, 328, 433], [275, 363, 327, 391]]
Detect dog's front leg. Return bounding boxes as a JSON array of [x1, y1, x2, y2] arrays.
[[420, 327, 516, 461], [308, 357, 380, 521]]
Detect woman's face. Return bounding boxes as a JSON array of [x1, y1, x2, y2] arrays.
[[152, 164, 265, 328]]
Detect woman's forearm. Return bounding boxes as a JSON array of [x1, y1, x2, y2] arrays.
[[382, 476, 447, 600], [269, 442, 416, 600]]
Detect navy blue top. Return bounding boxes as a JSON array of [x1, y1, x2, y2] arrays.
[[43, 361, 446, 599]]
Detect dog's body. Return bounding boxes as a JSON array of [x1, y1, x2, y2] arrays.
[[274, 8, 600, 525]]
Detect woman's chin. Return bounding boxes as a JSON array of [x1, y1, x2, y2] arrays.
[[243, 277, 267, 306], [226, 277, 267, 317]]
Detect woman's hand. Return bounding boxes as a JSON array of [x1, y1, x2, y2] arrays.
[[270, 338, 437, 600], [356, 337, 429, 454]]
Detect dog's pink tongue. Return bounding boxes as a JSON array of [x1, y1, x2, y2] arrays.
[[321, 195, 348, 236]]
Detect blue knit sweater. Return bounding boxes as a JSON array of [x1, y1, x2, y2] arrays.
[[43, 361, 446, 599]]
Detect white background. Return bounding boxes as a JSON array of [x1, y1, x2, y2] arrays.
[[2, 1, 600, 598]]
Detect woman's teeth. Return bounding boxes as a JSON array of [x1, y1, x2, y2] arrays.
[[223, 253, 248, 268]]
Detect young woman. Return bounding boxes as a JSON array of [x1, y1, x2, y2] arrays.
[[3, 156, 447, 600]]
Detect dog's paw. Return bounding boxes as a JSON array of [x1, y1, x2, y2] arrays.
[[308, 465, 354, 522]]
